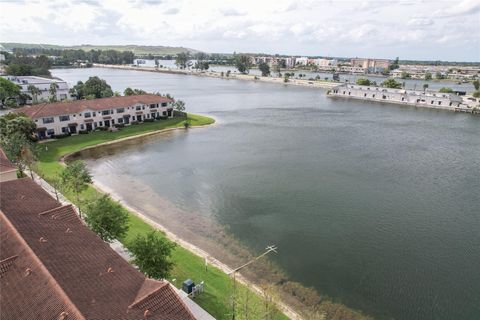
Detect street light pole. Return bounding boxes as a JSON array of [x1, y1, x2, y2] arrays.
[[230, 245, 278, 320]]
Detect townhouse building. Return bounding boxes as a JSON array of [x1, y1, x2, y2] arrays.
[[15, 94, 174, 139], [350, 58, 392, 73]]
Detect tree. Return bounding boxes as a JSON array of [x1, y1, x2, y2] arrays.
[[235, 55, 252, 74], [27, 84, 41, 104], [472, 91, 480, 98], [175, 52, 188, 69], [82, 76, 113, 99], [0, 77, 22, 107], [49, 83, 58, 102], [1, 133, 36, 177], [423, 83, 429, 92], [473, 79, 480, 91], [389, 57, 399, 70], [400, 71, 411, 79], [61, 160, 92, 217], [435, 72, 444, 80], [174, 100, 186, 112], [439, 87, 454, 93], [258, 62, 270, 77], [356, 78, 372, 86], [424, 72, 432, 81], [128, 231, 175, 279], [0, 113, 36, 141], [124, 87, 147, 96], [381, 78, 402, 89], [85, 194, 129, 242]]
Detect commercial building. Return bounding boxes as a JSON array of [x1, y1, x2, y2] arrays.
[[295, 57, 309, 66], [313, 58, 338, 68], [0, 177, 196, 320], [350, 58, 391, 73], [15, 94, 174, 139], [328, 84, 464, 110], [1, 75, 72, 104], [133, 58, 157, 68]]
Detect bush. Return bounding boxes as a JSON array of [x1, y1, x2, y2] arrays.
[[114, 123, 125, 128], [130, 121, 139, 125], [85, 194, 129, 242], [96, 126, 108, 131], [143, 118, 154, 122], [156, 115, 168, 120], [52, 133, 70, 139], [78, 130, 88, 134]]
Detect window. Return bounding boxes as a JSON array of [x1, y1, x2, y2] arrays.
[[84, 112, 91, 118], [102, 110, 110, 115], [59, 115, 70, 122], [142, 106, 145, 110], [150, 104, 156, 108], [118, 118, 123, 123], [80, 124, 85, 130], [99, 121, 103, 126], [161, 102, 167, 107], [162, 111, 167, 116], [116, 108, 125, 113], [42, 117, 54, 124], [47, 129, 54, 135], [62, 127, 68, 133], [136, 105, 142, 111], [132, 116, 136, 121], [93, 112, 96, 116]]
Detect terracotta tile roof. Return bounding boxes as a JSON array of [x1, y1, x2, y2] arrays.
[[0, 147, 17, 174], [0, 178, 196, 320], [15, 94, 173, 119]]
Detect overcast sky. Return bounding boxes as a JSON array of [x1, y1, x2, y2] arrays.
[[1, 0, 479, 61]]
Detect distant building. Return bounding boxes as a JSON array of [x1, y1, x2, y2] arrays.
[[0, 148, 17, 182], [296, 57, 309, 66], [133, 58, 157, 68], [0, 53, 5, 62], [0, 177, 196, 320], [328, 84, 463, 109], [313, 58, 338, 68], [15, 94, 174, 139], [350, 58, 391, 73], [1, 75, 71, 104]]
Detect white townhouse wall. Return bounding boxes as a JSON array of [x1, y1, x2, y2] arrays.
[[15, 94, 174, 139], [328, 84, 463, 110], [1, 75, 71, 103]]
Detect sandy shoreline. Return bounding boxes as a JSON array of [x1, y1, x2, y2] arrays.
[[63, 124, 302, 319], [92, 63, 339, 90]]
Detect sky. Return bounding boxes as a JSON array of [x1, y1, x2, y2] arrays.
[[0, 0, 479, 62]]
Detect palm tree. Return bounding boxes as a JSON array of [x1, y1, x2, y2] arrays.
[[49, 83, 59, 102], [27, 85, 41, 104]]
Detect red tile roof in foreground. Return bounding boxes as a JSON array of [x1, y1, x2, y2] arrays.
[[0, 178, 195, 320], [15, 94, 173, 119], [0, 147, 16, 174]]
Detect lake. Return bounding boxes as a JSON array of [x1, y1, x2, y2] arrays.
[[53, 68, 480, 320]]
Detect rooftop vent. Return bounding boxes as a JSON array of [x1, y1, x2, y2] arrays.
[[144, 309, 151, 317], [65, 228, 72, 233], [25, 268, 32, 276], [59, 311, 69, 320], [107, 267, 114, 273], [39, 237, 48, 243]]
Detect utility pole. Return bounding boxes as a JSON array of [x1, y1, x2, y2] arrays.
[[230, 245, 278, 320]]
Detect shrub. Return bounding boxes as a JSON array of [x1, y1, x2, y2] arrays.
[[78, 130, 88, 134], [52, 133, 70, 139], [131, 121, 139, 125], [143, 118, 154, 122], [114, 123, 125, 128]]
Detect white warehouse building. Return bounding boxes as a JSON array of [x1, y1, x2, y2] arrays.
[[1, 75, 71, 104]]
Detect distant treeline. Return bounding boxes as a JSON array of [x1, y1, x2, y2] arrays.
[[10, 48, 135, 66]]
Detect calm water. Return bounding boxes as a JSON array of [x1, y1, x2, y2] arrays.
[[53, 68, 480, 320]]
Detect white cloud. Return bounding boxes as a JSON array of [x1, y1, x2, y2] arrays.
[[0, 0, 478, 61]]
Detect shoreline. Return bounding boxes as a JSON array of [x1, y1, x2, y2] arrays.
[[92, 63, 339, 89], [61, 124, 302, 319]]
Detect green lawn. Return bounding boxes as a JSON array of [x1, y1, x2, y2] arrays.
[[35, 114, 288, 320]]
